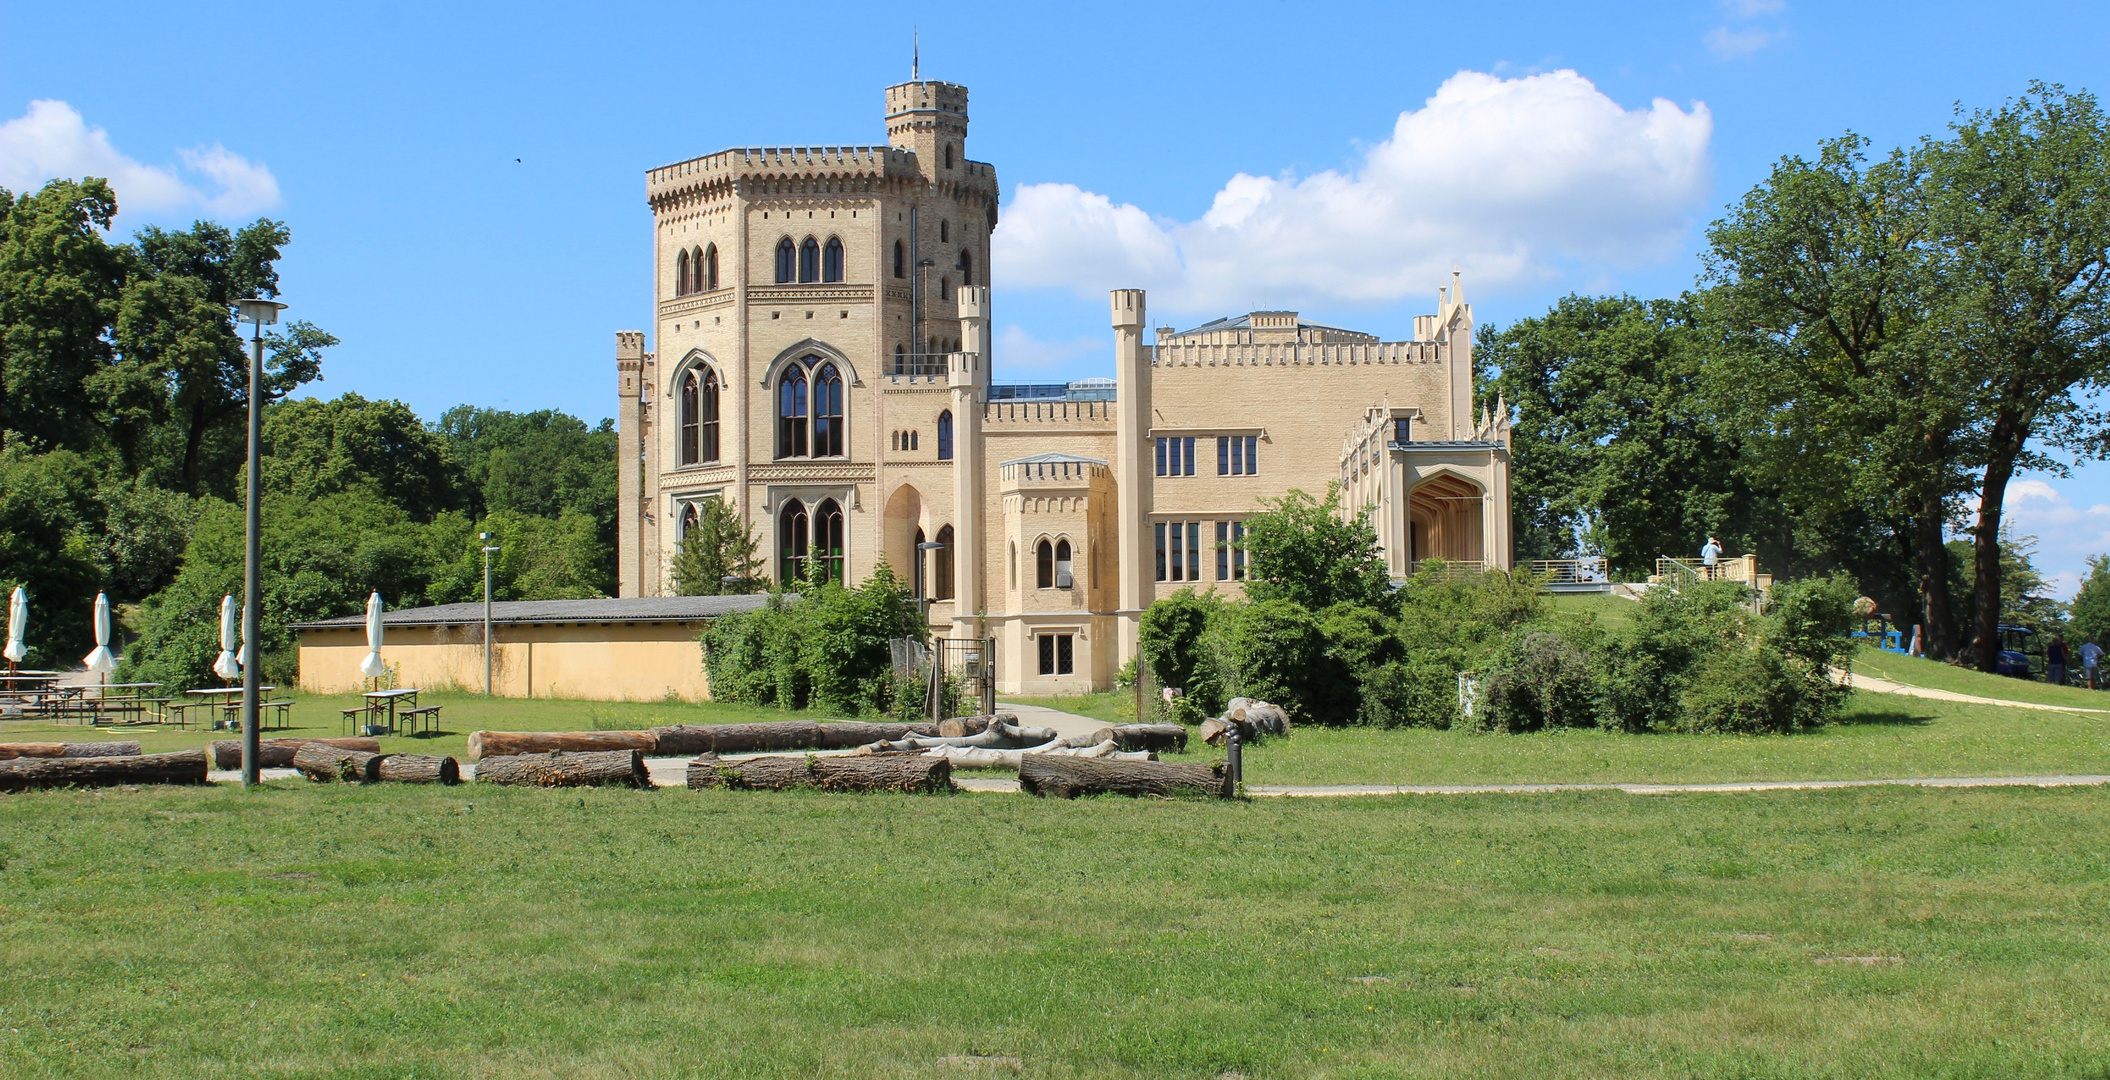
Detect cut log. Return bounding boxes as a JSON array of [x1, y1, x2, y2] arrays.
[[0, 741, 141, 760], [923, 740, 1156, 772], [861, 719, 1058, 754], [1088, 724, 1188, 753], [375, 754, 461, 785], [1016, 754, 1232, 799], [1225, 698, 1290, 736], [687, 752, 953, 793], [474, 749, 649, 788], [0, 749, 208, 792], [466, 730, 656, 761], [213, 737, 379, 770], [291, 744, 383, 783], [937, 715, 1003, 738]]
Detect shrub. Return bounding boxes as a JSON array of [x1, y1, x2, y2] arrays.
[[1476, 631, 1601, 733], [1138, 588, 1227, 719], [1214, 598, 1332, 723], [700, 562, 924, 715], [1598, 581, 1753, 732], [1357, 658, 1459, 728], [1680, 644, 1810, 734]]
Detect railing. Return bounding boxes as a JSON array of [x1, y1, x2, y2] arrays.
[[1414, 559, 1487, 580], [1531, 557, 1609, 585], [1655, 554, 1764, 586], [890, 353, 952, 377]]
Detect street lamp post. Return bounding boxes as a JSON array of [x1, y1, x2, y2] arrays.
[[234, 297, 286, 789], [914, 539, 946, 619], [480, 532, 499, 695]]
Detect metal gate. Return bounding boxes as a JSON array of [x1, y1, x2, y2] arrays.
[[927, 637, 996, 720]]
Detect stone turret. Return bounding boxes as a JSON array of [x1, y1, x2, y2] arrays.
[[885, 79, 969, 178], [1111, 289, 1151, 666]]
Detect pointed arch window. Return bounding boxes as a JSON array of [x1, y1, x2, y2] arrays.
[[957, 249, 973, 288], [699, 368, 720, 462], [814, 499, 845, 584], [811, 362, 844, 457], [937, 410, 953, 460], [702, 244, 718, 291], [1036, 539, 1055, 589], [680, 502, 699, 539], [798, 237, 820, 283], [778, 499, 809, 583], [1054, 539, 1073, 588], [893, 240, 906, 278], [678, 370, 700, 465], [776, 363, 808, 458], [675, 249, 691, 296], [933, 525, 956, 601], [822, 237, 844, 282], [775, 238, 795, 283]]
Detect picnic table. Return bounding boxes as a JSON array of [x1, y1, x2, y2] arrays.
[[177, 687, 287, 732], [0, 672, 70, 717], [78, 682, 166, 726], [343, 688, 438, 736]]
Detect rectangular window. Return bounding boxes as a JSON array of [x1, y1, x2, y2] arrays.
[[1218, 437, 1230, 475], [1169, 521, 1185, 581], [1183, 437, 1195, 476], [1154, 522, 1168, 581], [1038, 634, 1074, 676], [1188, 520, 1201, 579], [1217, 435, 1258, 475], [1155, 437, 1167, 477], [1216, 521, 1229, 580], [1232, 521, 1247, 580], [1244, 436, 1257, 474], [1158, 437, 1199, 477], [1394, 417, 1411, 445]]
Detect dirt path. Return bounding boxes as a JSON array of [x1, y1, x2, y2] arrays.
[[1846, 671, 2110, 713]]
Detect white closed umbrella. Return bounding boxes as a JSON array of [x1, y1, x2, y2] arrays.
[[82, 592, 116, 676], [212, 594, 240, 681], [360, 592, 387, 679], [4, 586, 26, 665]]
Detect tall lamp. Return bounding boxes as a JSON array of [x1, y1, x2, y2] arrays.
[[235, 297, 287, 788], [480, 532, 499, 695]]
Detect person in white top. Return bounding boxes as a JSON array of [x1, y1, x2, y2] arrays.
[[1700, 536, 1722, 577], [2081, 639, 2103, 690]]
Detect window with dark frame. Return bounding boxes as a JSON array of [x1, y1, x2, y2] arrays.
[[1216, 520, 1248, 580], [1216, 435, 1258, 475], [775, 238, 795, 283], [1154, 437, 1196, 477], [822, 237, 845, 282], [1037, 634, 1073, 676], [937, 410, 953, 460]]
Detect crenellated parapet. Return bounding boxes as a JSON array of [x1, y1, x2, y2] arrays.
[[983, 400, 1116, 427], [1147, 340, 1447, 370]]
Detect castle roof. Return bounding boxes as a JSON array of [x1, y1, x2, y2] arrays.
[[988, 379, 1117, 403], [999, 452, 1109, 467], [1173, 313, 1371, 339]]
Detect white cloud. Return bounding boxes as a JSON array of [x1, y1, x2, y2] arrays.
[[993, 325, 1103, 373], [993, 69, 1712, 317], [1706, 26, 1786, 59], [0, 99, 279, 219], [1990, 475, 2110, 595]]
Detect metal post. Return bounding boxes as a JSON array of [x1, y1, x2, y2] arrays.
[[1225, 719, 1242, 789], [240, 326, 264, 787], [481, 533, 497, 695]]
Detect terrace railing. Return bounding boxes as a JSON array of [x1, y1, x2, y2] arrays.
[[1531, 557, 1610, 585]]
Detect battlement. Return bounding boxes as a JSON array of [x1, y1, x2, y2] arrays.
[[984, 400, 1117, 427], [1147, 340, 1445, 369], [885, 80, 969, 122], [615, 330, 646, 361], [1000, 453, 1109, 489]]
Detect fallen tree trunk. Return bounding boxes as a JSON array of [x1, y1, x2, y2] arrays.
[[926, 740, 1157, 772], [466, 730, 656, 761], [861, 720, 1059, 754], [291, 744, 383, 783], [1198, 716, 1256, 748], [1016, 754, 1231, 799], [213, 737, 378, 770], [0, 749, 208, 792], [1088, 724, 1188, 753], [375, 754, 461, 785], [0, 741, 141, 760], [687, 752, 953, 793], [937, 715, 1002, 737], [474, 749, 649, 788]]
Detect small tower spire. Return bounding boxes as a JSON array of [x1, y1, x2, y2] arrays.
[[912, 28, 920, 81]]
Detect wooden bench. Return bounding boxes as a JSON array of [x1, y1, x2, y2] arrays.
[[217, 700, 292, 732], [399, 705, 443, 737]]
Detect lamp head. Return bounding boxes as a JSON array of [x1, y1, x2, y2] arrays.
[[478, 532, 493, 541], [236, 297, 287, 328]]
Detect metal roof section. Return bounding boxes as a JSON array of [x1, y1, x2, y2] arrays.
[[998, 452, 1111, 467], [987, 378, 1118, 403], [292, 593, 773, 630]]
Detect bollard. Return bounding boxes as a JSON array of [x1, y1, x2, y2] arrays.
[[1225, 720, 1242, 789]]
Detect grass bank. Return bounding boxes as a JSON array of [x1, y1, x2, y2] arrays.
[[2, 783, 2107, 1077]]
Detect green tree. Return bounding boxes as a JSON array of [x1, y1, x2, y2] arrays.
[[260, 393, 464, 519], [1918, 84, 2110, 669], [668, 500, 763, 596], [425, 509, 611, 604], [2066, 554, 2110, 649], [1484, 294, 1770, 576], [1241, 485, 1394, 612], [431, 406, 616, 527], [0, 179, 124, 455], [0, 446, 107, 662], [1137, 587, 1227, 721]]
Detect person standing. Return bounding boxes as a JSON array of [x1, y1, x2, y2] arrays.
[[2083, 639, 2104, 690], [1699, 535, 1722, 580], [2047, 637, 2068, 686]]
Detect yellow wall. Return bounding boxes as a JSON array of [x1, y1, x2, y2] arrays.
[[299, 622, 712, 702]]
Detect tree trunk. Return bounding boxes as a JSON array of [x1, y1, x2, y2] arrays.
[[0, 741, 140, 760], [1089, 724, 1188, 752], [1016, 755, 1232, 799], [375, 754, 461, 785], [466, 730, 656, 761], [213, 737, 379, 770], [292, 744, 383, 783], [686, 752, 954, 793], [927, 740, 1155, 771], [859, 720, 1059, 754], [936, 715, 999, 738], [1914, 496, 1958, 660], [473, 749, 650, 788], [0, 749, 208, 792], [1969, 408, 2029, 671]]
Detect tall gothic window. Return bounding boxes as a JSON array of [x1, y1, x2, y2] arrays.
[[822, 237, 845, 282], [813, 499, 845, 583], [798, 237, 820, 283], [811, 363, 844, 456], [958, 249, 973, 288], [776, 364, 808, 458], [678, 371, 700, 465], [939, 219, 950, 243], [702, 244, 718, 290], [775, 238, 795, 283], [933, 525, 955, 601], [699, 368, 720, 462], [778, 499, 809, 582], [680, 502, 699, 540], [1054, 539, 1073, 588], [893, 240, 906, 278], [936, 410, 953, 460], [894, 344, 907, 374], [675, 249, 691, 296], [1036, 539, 1055, 589]]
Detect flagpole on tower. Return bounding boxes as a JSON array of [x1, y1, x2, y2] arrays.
[[913, 28, 919, 80]]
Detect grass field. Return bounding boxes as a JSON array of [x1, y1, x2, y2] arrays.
[[1854, 646, 2110, 709], [3, 782, 2108, 1077]]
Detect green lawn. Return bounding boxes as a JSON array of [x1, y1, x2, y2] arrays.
[[1853, 645, 2110, 709], [2, 783, 2107, 1077]]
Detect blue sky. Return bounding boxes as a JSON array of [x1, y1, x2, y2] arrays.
[[5, 0, 2110, 589]]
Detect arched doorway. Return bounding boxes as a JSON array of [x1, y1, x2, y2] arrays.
[[1407, 473, 1485, 568]]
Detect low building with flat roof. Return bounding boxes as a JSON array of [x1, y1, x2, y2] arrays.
[[293, 595, 769, 702]]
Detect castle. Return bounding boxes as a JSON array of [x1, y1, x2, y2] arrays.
[[615, 75, 1513, 694]]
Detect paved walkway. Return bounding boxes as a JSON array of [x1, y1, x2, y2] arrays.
[[1846, 671, 2110, 713]]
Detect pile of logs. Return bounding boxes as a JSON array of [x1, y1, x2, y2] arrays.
[[1017, 755, 1232, 800], [475, 749, 650, 788], [687, 752, 953, 793], [0, 747, 207, 792], [1199, 698, 1290, 747], [464, 717, 994, 760], [290, 744, 461, 785], [212, 737, 378, 770], [849, 718, 1165, 772], [0, 741, 141, 760]]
